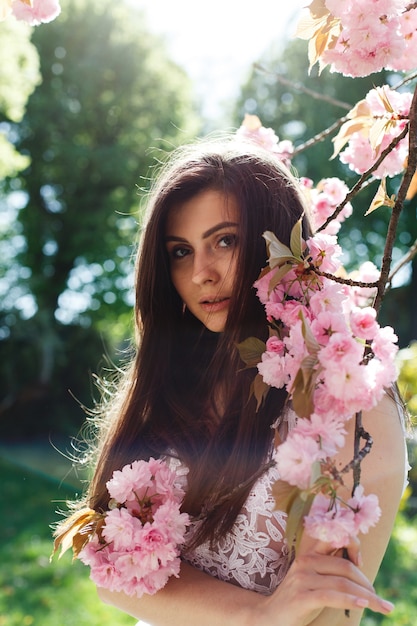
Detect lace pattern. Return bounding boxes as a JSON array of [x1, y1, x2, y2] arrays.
[[167, 444, 292, 596]]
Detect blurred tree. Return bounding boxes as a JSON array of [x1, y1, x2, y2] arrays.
[[0, 0, 200, 437], [233, 38, 417, 346], [0, 19, 40, 178]]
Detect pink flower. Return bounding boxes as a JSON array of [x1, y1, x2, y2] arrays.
[[11, 0, 60, 25], [311, 310, 348, 344], [275, 432, 324, 489], [236, 115, 280, 153], [106, 460, 152, 504], [265, 336, 285, 355], [309, 282, 348, 317], [296, 413, 347, 456], [372, 325, 398, 361], [350, 261, 379, 307], [349, 307, 378, 340], [304, 494, 356, 549], [254, 269, 283, 305], [102, 508, 142, 551], [318, 332, 363, 366], [348, 485, 381, 534], [77, 458, 190, 598], [322, 361, 370, 408], [307, 233, 342, 273], [257, 351, 289, 389]]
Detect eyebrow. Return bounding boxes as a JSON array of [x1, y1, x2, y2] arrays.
[[165, 221, 238, 243]]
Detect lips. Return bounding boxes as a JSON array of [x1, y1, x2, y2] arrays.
[[199, 296, 230, 313], [199, 296, 229, 304]]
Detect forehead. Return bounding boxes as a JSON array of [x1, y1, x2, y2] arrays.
[[165, 189, 239, 235]]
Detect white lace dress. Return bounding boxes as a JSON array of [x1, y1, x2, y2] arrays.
[[172, 453, 292, 596], [136, 415, 296, 626]]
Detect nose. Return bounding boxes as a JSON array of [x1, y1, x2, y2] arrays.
[[191, 249, 220, 285]]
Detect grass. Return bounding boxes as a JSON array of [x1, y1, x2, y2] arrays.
[[1, 443, 416, 625], [0, 455, 136, 626]]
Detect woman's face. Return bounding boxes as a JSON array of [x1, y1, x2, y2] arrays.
[[165, 189, 239, 333]]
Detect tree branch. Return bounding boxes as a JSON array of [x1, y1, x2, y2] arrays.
[[373, 84, 417, 314], [317, 124, 409, 232], [253, 63, 352, 110], [293, 117, 348, 155], [386, 237, 417, 291]]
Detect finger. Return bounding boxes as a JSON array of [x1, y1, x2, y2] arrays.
[[302, 588, 395, 617], [293, 554, 375, 593]]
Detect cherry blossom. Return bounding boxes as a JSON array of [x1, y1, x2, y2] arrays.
[[76, 459, 190, 598], [11, 0, 60, 25]]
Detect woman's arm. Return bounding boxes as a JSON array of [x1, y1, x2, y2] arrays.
[[300, 389, 407, 626], [97, 392, 406, 626], [97, 553, 392, 626]]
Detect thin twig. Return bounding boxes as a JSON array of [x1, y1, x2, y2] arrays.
[[386, 237, 417, 291], [293, 117, 348, 155], [315, 269, 379, 289], [374, 84, 417, 314], [253, 63, 352, 110], [392, 70, 417, 90], [317, 124, 409, 232]]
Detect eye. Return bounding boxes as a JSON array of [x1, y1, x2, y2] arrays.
[[170, 246, 191, 260], [217, 234, 238, 249]]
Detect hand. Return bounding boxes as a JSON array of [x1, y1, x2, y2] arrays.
[[254, 539, 394, 626]]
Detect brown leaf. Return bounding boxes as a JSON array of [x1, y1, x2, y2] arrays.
[[365, 178, 396, 215], [272, 480, 300, 512], [237, 337, 266, 369], [252, 372, 270, 411], [51, 508, 101, 561], [368, 117, 397, 156], [291, 365, 317, 418], [285, 491, 315, 553]]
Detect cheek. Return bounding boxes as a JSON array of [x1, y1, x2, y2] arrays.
[[170, 268, 187, 299]]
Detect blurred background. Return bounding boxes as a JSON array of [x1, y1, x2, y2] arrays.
[[1, 1, 416, 624]]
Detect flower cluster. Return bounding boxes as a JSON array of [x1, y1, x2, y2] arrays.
[[240, 221, 398, 549], [334, 86, 412, 179], [297, 0, 417, 77], [300, 176, 353, 235], [236, 114, 294, 170], [52, 458, 190, 597], [0, 0, 60, 25]]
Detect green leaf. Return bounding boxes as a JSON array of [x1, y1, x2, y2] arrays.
[[263, 231, 296, 265], [299, 310, 321, 356], [290, 218, 304, 259]]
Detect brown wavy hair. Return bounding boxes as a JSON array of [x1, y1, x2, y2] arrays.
[[87, 138, 311, 547]]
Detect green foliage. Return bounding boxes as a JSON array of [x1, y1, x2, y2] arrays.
[[1, 452, 416, 626], [0, 457, 135, 626], [361, 508, 417, 625], [0, 19, 40, 177], [0, 0, 200, 437], [397, 342, 417, 418]]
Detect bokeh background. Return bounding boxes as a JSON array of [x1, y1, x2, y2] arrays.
[[1, 1, 416, 624]]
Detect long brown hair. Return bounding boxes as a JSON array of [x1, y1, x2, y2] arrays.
[[87, 138, 311, 546]]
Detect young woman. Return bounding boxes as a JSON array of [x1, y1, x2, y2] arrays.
[[81, 139, 407, 625]]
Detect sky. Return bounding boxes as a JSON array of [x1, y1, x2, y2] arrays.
[[141, 0, 308, 124]]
